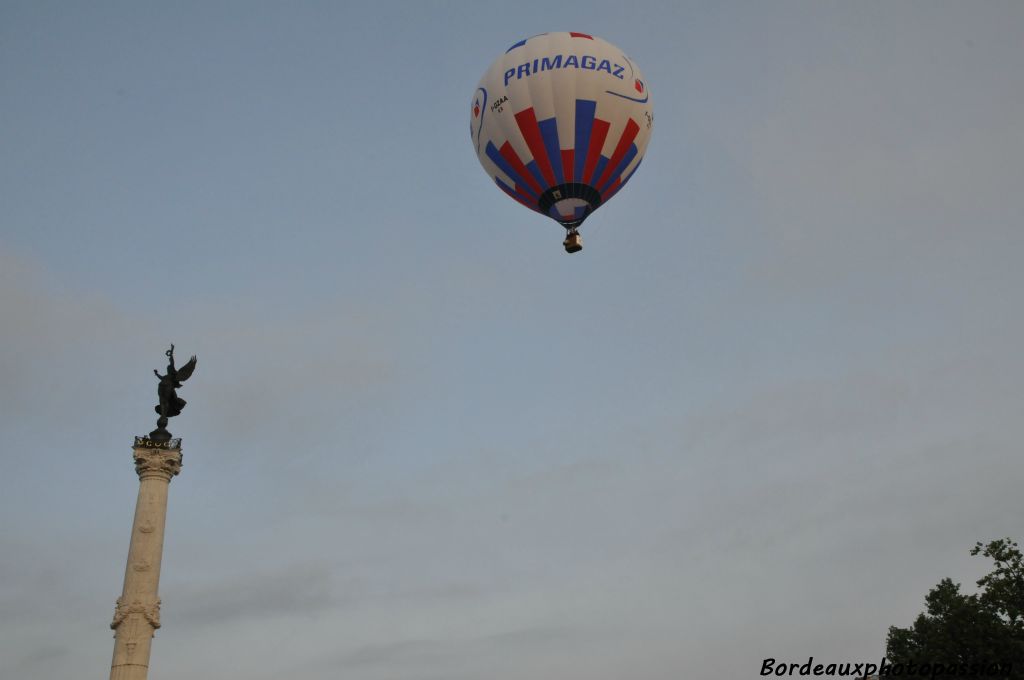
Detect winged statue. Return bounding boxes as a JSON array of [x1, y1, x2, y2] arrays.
[[149, 344, 197, 442]]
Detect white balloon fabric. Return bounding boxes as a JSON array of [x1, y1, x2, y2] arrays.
[[471, 32, 653, 230]]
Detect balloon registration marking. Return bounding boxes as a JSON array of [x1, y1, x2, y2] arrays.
[[471, 32, 653, 231]]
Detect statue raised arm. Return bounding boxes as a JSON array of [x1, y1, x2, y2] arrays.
[[149, 344, 197, 442]]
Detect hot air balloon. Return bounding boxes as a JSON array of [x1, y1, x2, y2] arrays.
[[471, 32, 653, 253]]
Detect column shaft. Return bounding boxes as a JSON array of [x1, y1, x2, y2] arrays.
[[109, 441, 182, 680]]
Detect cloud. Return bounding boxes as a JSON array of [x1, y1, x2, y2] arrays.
[[305, 624, 591, 680], [4, 6, 1024, 680], [685, 9, 1024, 291], [0, 244, 407, 463], [168, 563, 338, 626], [6, 645, 72, 676]]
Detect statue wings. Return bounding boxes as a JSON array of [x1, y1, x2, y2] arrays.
[[176, 355, 197, 382]]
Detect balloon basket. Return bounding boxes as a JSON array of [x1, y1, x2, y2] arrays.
[[563, 231, 583, 254]]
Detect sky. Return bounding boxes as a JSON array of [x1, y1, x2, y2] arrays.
[[1, 1, 1023, 678]]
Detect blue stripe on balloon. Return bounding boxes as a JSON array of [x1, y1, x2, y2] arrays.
[[600, 144, 638, 193], [592, 156, 609, 188], [485, 142, 538, 198], [620, 158, 642, 186], [494, 176, 515, 194], [574, 100, 596, 182], [496, 177, 540, 212], [606, 159, 643, 200], [506, 38, 527, 53], [525, 160, 548, 191], [538, 117, 564, 185]]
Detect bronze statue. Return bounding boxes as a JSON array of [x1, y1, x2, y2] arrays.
[[149, 344, 197, 442]]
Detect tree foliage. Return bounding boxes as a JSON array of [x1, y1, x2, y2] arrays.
[[886, 539, 1024, 677]]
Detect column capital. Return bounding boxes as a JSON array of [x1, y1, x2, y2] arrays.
[[132, 438, 182, 480], [111, 596, 161, 631]]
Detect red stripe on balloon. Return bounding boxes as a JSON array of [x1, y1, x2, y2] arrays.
[[514, 184, 538, 205], [601, 177, 622, 200], [515, 108, 557, 188], [569, 32, 593, 39], [499, 142, 543, 197], [561, 150, 574, 183], [594, 118, 640, 190], [581, 118, 610, 185], [498, 180, 536, 210]]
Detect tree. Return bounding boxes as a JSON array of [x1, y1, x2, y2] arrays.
[[886, 538, 1024, 677]]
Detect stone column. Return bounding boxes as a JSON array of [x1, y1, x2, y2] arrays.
[[109, 437, 183, 680]]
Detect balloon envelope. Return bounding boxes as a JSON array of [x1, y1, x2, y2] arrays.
[[471, 32, 653, 230]]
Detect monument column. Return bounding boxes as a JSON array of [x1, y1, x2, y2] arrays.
[[109, 437, 183, 680]]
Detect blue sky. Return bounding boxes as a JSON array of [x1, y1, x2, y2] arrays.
[[2, 2, 1023, 678]]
